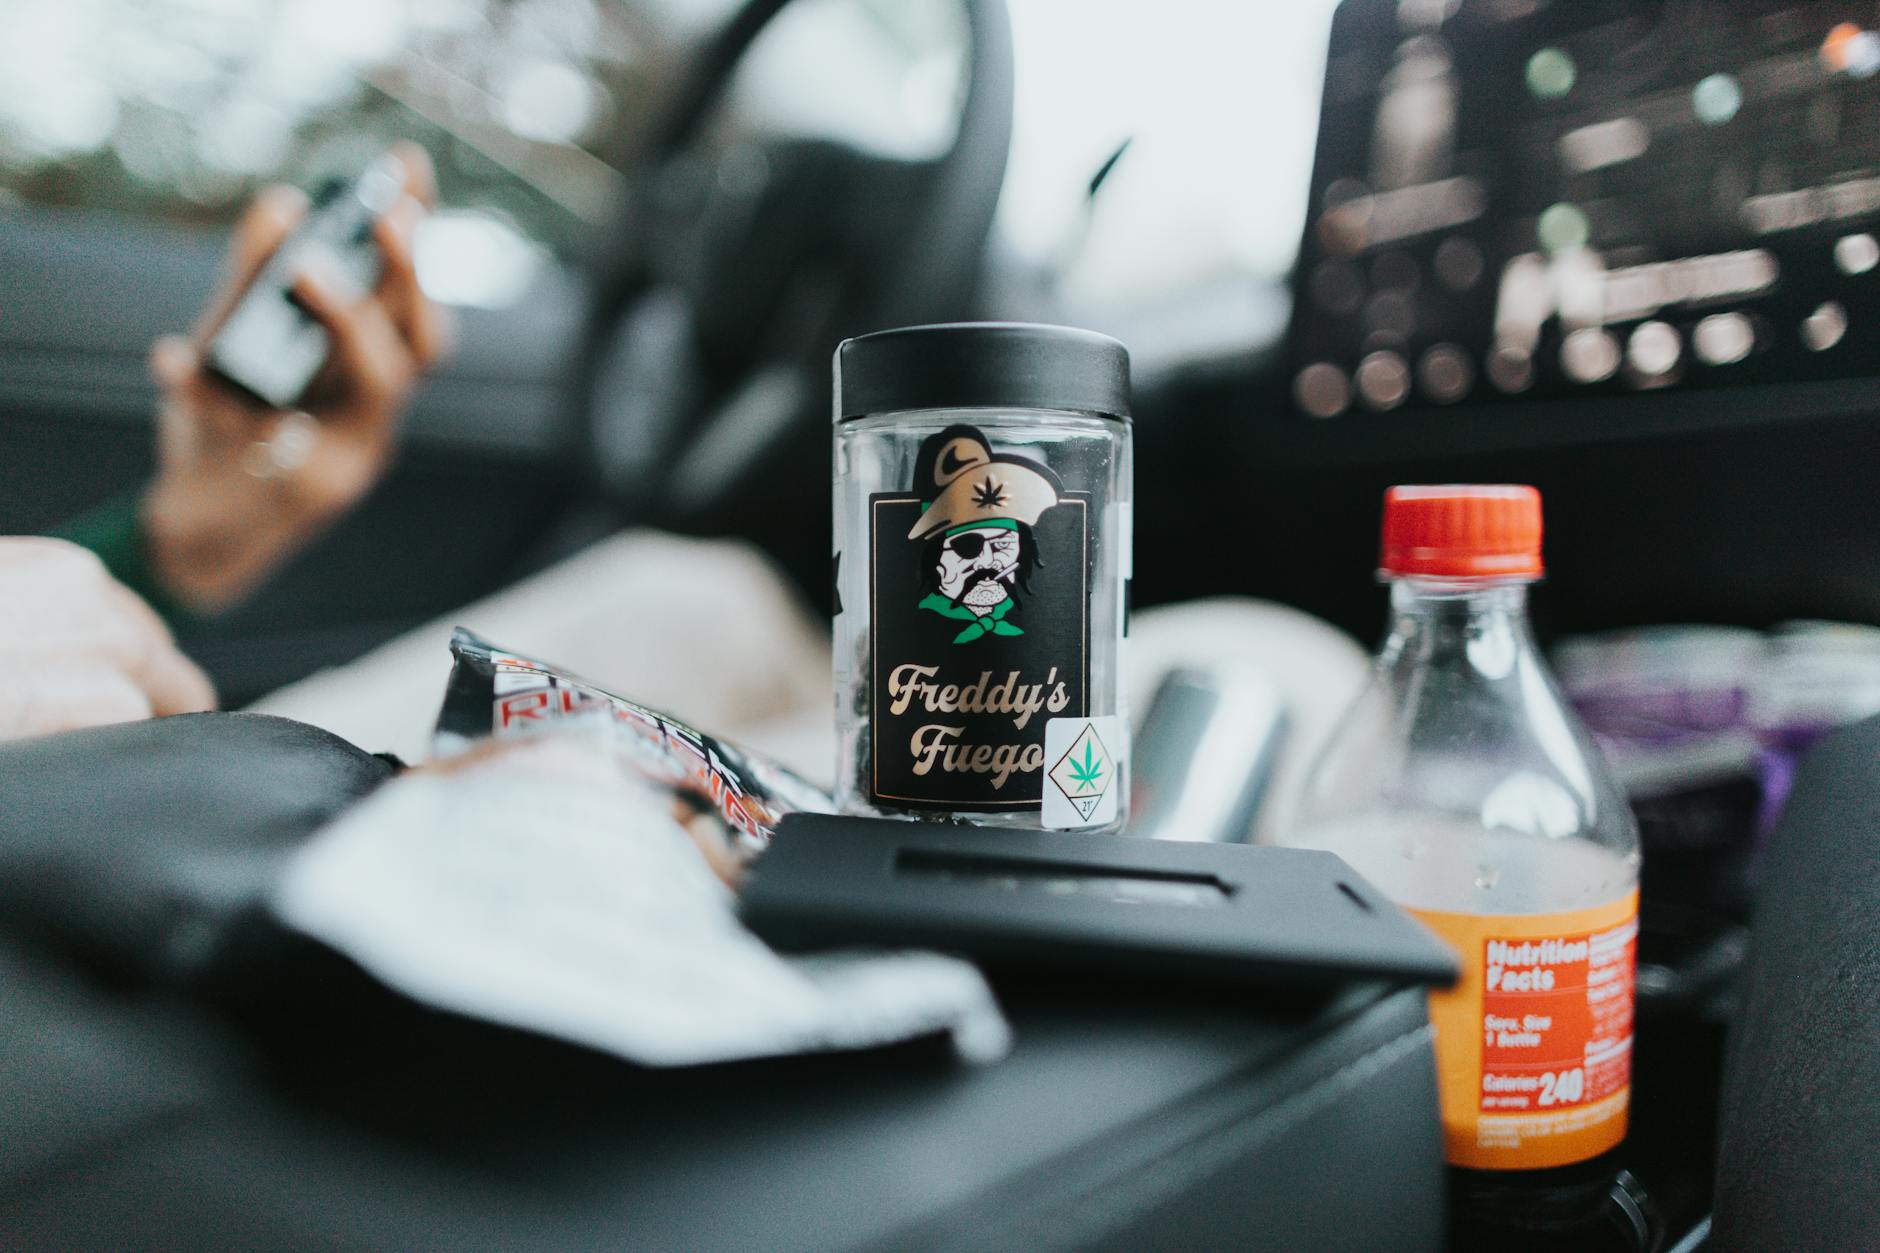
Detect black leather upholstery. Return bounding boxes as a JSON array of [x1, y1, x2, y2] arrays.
[[1714, 714, 1880, 1249], [0, 712, 393, 982]]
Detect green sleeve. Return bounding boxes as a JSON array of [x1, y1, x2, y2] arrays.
[[49, 494, 202, 632]]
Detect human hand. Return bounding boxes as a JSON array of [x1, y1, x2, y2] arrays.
[[142, 142, 449, 612], [0, 538, 216, 741]]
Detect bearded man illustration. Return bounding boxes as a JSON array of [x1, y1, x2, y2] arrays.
[[907, 425, 1069, 644]]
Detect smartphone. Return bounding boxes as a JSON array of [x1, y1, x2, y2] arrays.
[[206, 154, 407, 410]]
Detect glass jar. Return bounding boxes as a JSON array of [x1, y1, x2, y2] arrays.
[[832, 323, 1132, 831]]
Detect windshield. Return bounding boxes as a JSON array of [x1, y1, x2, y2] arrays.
[[0, 0, 1340, 339]]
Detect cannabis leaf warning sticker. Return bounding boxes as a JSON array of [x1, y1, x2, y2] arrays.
[[1042, 716, 1122, 829]]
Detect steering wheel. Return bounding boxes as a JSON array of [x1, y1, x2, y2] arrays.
[[568, 0, 1015, 596]]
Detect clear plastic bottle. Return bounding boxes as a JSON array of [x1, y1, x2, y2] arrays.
[[1275, 486, 1641, 1196]]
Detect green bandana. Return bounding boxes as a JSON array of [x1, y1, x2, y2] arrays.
[[917, 592, 1024, 644], [916, 502, 1022, 540], [943, 517, 1020, 537]]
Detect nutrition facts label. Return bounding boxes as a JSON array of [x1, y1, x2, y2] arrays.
[[1476, 916, 1636, 1148], [1414, 891, 1639, 1170]]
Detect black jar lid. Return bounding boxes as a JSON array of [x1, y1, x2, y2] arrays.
[[835, 322, 1131, 423]]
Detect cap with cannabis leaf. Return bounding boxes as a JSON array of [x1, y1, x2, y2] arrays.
[[906, 426, 1067, 541]]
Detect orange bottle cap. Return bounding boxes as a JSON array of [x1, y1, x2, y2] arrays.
[[1379, 484, 1544, 579]]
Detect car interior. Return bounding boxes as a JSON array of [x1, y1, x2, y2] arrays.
[[1, 1, 1876, 1249]]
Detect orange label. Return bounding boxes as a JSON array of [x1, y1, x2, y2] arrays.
[[1410, 891, 1638, 1170]]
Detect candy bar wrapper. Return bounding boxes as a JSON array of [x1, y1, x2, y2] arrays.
[[435, 628, 832, 859]]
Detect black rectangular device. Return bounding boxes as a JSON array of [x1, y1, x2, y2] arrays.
[[741, 814, 1459, 988], [207, 153, 406, 410]]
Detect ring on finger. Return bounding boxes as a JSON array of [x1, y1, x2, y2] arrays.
[[242, 410, 318, 480]]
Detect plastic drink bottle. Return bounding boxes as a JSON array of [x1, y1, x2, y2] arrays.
[[1274, 485, 1643, 1242]]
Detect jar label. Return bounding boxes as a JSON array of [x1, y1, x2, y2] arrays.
[[868, 424, 1092, 811], [1411, 891, 1638, 1170]]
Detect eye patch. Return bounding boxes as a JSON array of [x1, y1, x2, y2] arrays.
[[944, 534, 988, 560]]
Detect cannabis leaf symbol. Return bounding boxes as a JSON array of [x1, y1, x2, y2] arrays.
[[1068, 740, 1104, 793], [971, 476, 1008, 509]]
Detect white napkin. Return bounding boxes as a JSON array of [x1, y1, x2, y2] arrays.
[[274, 734, 1010, 1068]]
